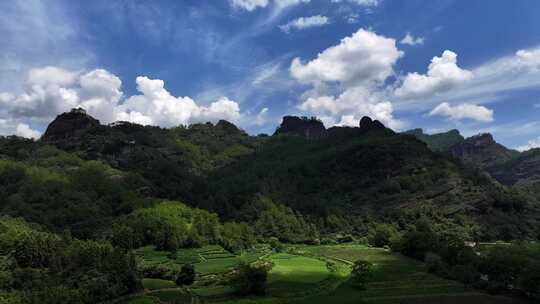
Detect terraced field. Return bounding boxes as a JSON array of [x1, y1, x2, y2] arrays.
[[134, 244, 270, 276], [129, 244, 531, 304], [290, 245, 530, 304]]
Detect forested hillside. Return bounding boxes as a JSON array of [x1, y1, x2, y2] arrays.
[[1, 109, 540, 303]]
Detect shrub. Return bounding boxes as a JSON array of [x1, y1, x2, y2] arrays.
[[175, 264, 195, 286], [233, 261, 273, 295], [350, 260, 373, 290], [368, 223, 399, 248]]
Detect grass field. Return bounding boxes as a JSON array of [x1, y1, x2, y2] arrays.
[[288, 245, 530, 304], [133, 244, 532, 304], [142, 278, 176, 290], [135, 245, 270, 276], [267, 253, 332, 297]]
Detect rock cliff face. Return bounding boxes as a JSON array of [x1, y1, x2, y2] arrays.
[[42, 108, 100, 142], [274, 116, 327, 139], [488, 149, 540, 186], [448, 133, 518, 168], [274, 115, 391, 139], [359, 116, 386, 132], [405, 128, 464, 152]]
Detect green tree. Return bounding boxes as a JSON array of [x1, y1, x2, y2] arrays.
[[234, 261, 272, 295], [176, 264, 195, 286], [350, 260, 373, 290]]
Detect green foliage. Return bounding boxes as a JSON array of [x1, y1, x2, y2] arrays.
[[368, 223, 400, 247], [107, 201, 237, 251], [479, 243, 540, 294], [234, 261, 272, 295], [350, 260, 373, 289], [175, 264, 195, 286], [405, 128, 464, 152], [0, 146, 150, 238], [0, 216, 141, 304]]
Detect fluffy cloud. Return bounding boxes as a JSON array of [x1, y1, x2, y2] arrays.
[[116, 77, 240, 127], [516, 136, 540, 152], [400, 33, 424, 46], [230, 0, 269, 11], [290, 28, 403, 129], [16, 123, 41, 139], [395, 50, 472, 99], [0, 118, 41, 139], [279, 15, 329, 33], [299, 87, 402, 129], [291, 28, 403, 87], [0, 67, 243, 135], [392, 47, 540, 114], [0, 66, 122, 123], [516, 49, 540, 67], [27, 66, 77, 87], [429, 102, 493, 122]]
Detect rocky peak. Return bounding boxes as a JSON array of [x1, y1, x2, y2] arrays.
[[466, 133, 495, 146], [359, 116, 386, 132], [274, 116, 327, 139], [449, 133, 518, 168], [42, 108, 100, 142], [216, 120, 242, 134]]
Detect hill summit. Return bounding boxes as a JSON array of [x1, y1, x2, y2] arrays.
[[42, 108, 100, 142]]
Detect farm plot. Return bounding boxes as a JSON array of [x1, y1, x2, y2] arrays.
[[290, 245, 527, 304], [267, 253, 332, 297], [135, 245, 269, 276]]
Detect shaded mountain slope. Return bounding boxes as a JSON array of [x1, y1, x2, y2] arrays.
[[404, 128, 464, 152], [5, 109, 538, 241], [448, 133, 519, 169], [200, 119, 538, 240]]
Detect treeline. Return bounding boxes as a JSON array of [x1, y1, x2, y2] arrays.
[[368, 219, 540, 299], [106, 201, 255, 252], [0, 216, 140, 304]]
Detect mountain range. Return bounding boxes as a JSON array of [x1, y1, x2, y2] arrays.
[[0, 108, 537, 243]]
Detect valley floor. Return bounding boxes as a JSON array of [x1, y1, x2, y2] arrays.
[[118, 244, 532, 304]]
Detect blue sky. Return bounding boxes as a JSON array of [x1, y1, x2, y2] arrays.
[[1, 0, 540, 150]]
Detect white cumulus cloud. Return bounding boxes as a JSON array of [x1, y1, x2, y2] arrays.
[[290, 28, 404, 129], [299, 87, 402, 129], [279, 15, 329, 33], [429, 102, 493, 122], [0, 118, 41, 139], [0, 66, 244, 135], [400, 33, 424, 46], [0, 66, 122, 123], [290, 28, 403, 87], [16, 123, 41, 139], [395, 50, 472, 99], [115, 76, 241, 127]]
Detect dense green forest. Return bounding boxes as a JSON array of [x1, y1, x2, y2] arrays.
[[1, 109, 539, 303]]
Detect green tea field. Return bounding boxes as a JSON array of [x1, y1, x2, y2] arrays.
[[122, 244, 532, 304]]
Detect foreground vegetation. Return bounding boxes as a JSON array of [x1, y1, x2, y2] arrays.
[[121, 243, 535, 304]]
